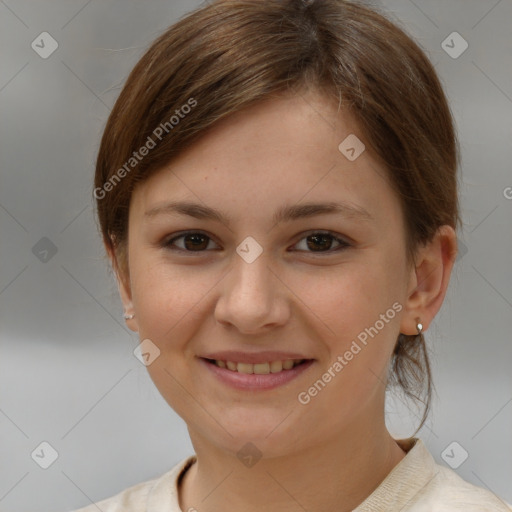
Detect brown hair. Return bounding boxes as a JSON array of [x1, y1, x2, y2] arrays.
[[94, 0, 460, 431]]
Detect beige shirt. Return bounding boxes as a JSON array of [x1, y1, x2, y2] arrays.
[[71, 438, 511, 511]]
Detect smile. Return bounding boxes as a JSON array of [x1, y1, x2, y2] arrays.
[[200, 357, 315, 391], [206, 358, 306, 374]]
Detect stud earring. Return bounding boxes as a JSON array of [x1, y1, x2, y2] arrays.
[[123, 313, 135, 320], [416, 318, 423, 335]]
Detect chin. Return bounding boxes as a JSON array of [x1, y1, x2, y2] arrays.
[[188, 412, 304, 459]]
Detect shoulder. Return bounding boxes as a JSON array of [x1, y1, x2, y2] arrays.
[[68, 456, 196, 512], [356, 438, 511, 512], [397, 438, 511, 511], [70, 474, 160, 512], [419, 464, 512, 511]]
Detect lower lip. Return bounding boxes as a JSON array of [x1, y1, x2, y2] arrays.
[[200, 358, 315, 391]]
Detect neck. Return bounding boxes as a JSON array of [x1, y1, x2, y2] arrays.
[[179, 422, 406, 512]]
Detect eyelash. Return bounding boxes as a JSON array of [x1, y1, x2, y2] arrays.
[[162, 230, 352, 255]]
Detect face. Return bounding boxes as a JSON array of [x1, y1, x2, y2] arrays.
[[120, 90, 415, 457]]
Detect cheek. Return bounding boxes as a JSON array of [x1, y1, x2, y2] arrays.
[[295, 269, 403, 425], [291, 255, 403, 340], [129, 254, 209, 342], [128, 257, 212, 413], [293, 253, 405, 395]]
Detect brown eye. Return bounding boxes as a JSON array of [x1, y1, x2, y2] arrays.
[[306, 234, 334, 251], [165, 232, 218, 252], [294, 232, 351, 253]]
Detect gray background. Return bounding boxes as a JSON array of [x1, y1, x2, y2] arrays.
[[0, 0, 511, 510]]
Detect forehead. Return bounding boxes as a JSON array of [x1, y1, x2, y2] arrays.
[[130, 91, 402, 230]]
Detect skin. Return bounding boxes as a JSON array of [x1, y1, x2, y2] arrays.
[[112, 89, 457, 512]]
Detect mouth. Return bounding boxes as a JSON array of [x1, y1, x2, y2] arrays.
[[203, 358, 308, 374], [199, 356, 315, 391]]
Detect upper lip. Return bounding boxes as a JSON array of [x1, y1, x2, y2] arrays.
[[200, 351, 313, 364]]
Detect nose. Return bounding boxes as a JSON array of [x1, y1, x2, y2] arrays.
[[214, 253, 290, 334]]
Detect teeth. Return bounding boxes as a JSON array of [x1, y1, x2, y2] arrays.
[[237, 363, 253, 374], [253, 362, 270, 374], [213, 359, 304, 374], [269, 360, 283, 373]]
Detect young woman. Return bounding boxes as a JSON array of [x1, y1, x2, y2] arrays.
[[79, 0, 510, 510]]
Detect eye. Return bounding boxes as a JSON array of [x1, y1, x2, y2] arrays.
[[162, 230, 351, 254], [164, 231, 219, 252], [292, 231, 351, 253]]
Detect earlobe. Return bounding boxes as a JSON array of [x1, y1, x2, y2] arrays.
[[400, 225, 457, 336]]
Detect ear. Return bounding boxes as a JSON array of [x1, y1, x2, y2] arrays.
[[107, 245, 139, 333], [400, 225, 458, 335]]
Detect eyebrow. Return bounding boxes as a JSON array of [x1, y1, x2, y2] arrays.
[[144, 200, 373, 226]]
